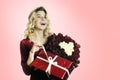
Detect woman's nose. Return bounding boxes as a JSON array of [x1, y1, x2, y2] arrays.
[[41, 17, 45, 21]]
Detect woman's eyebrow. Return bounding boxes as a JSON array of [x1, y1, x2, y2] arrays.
[[36, 13, 45, 17], [37, 14, 41, 16]]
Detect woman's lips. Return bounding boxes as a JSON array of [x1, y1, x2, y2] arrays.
[[40, 23, 46, 25]]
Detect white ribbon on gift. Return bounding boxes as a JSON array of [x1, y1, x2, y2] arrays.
[[39, 46, 70, 76], [37, 56, 70, 76]]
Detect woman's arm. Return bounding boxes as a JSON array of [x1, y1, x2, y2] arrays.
[[20, 40, 33, 75], [20, 39, 42, 75]]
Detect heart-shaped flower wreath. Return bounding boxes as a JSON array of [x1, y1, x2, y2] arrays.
[[44, 33, 80, 70]]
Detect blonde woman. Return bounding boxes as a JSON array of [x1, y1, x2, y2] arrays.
[[20, 6, 52, 80]]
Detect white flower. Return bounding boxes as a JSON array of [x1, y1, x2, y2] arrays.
[[59, 41, 74, 56]]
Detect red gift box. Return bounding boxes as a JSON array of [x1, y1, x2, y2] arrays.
[[31, 49, 73, 80]]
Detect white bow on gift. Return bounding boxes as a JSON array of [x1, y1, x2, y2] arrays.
[[45, 56, 58, 74], [38, 46, 70, 75], [37, 56, 70, 76]]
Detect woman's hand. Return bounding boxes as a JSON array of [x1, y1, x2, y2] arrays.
[[30, 42, 43, 53]]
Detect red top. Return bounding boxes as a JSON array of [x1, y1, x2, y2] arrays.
[[20, 38, 50, 80]]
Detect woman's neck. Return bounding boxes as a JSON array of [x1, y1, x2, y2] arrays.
[[29, 28, 47, 45], [34, 29, 44, 39], [32, 29, 47, 45]]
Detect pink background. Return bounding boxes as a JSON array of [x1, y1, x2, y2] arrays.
[[0, 0, 120, 80]]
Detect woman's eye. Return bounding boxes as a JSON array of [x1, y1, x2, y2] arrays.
[[37, 16, 46, 19], [37, 16, 41, 18]]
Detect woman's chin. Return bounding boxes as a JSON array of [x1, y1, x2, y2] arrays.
[[35, 26, 46, 30], [39, 28, 46, 31]]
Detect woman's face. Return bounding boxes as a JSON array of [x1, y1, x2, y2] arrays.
[[34, 11, 48, 30]]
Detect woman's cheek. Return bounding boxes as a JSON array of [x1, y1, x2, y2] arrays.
[[33, 19, 37, 26], [45, 19, 49, 25]]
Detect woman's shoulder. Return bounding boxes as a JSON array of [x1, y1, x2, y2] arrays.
[[20, 38, 33, 46], [20, 38, 29, 44], [47, 33, 58, 38]]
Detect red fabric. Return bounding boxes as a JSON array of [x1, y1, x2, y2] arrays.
[[20, 39, 34, 75], [20, 39, 51, 80], [31, 50, 73, 80]]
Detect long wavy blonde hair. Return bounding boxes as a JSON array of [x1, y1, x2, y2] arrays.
[[24, 6, 51, 40]]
